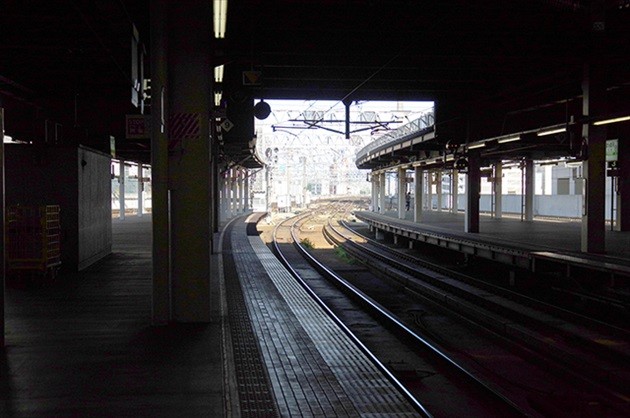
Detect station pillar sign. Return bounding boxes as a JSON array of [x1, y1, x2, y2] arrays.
[[606, 139, 619, 177]]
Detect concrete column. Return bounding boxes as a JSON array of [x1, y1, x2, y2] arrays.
[[581, 63, 607, 253], [166, 0, 213, 321], [524, 159, 534, 221], [436, 170, 443, 212], [427, 171, 433, 211], [451, 169, 459, 214], [615, 137, 630, 231], [379, 172, 386, 214], [119, 159, 126, 220], [494, 163, 502, 219], [138, 164, 144, 217], [414, 166, 423, 223], [398, 167, 406, 219], [465, 153, 481, 233], [1, 108, 6, 347], [150, 0, 170, 324]]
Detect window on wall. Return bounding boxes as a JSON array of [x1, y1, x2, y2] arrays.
[[557, 178, 570, 195]]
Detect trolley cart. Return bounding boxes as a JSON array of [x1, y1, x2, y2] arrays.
[[6, 205, 61, 279]]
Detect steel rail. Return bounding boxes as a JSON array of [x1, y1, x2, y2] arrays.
[[325, 218, 630, 403], [274, 211, 529, 418], [336, 218, 630, 340], [271, 212, 434, 418]]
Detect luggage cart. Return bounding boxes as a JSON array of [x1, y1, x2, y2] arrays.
[[6, 205, 61, 279]]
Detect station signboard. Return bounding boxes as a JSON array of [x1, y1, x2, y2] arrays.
[[126, 115, 150, 139]]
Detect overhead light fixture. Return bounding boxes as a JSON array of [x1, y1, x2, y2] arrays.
[[467, 142, 486, 149], [497, 135, 520, 144], [213, 0, 228, 39], [537, 127, 565, 136], [214, 65, 224, 83], [214, 91, 222, 107], [593, 115, 630, 126]]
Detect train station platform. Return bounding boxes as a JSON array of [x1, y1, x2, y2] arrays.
[[1, 214, 419, 417], [355, 209, 630, 279]]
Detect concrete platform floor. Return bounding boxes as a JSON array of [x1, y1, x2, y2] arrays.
[[2, 216, 225, 417]]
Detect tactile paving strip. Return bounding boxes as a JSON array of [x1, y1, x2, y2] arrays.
[[230, 218, 418, 417], [223, 223, 279, 417]]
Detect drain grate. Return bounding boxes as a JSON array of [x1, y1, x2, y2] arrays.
[[223, 220, 279, 417]]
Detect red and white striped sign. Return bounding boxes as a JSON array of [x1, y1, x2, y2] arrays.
[[168, 112, 200, 149]]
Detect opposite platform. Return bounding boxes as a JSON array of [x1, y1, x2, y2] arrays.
[[362, 210, 630, 261]]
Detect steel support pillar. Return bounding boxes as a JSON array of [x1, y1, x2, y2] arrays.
[[436, 170, 443, 212], [243, 169, 249, 212], [615, 137, 630, 231], [230, 169, 237, 217], [524, 159, 534, 221], [414, 166, 423, 223], [427, 171, 433, 211], [379, 172, 386, 214], [1, 108, 5, 347], [138, 163, 144, 217], [119, 159, 126, 220], [212, 160, 219, 232], [465, 153, 481, 233], [371, 175, 377, 211], [581, 63, 607, 253], [493, 163, 502, 219], [398, 167, 406, 219], [152, 0, 213, 322], [235, 169, 242, 214], [150, 0, 170, 324], [451, 169, 459, 214]]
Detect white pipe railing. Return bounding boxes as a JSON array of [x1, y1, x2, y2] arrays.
[[356, 111, 435, 164]]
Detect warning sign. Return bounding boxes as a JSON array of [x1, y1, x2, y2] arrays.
[[168, 112, 201, 150], [242, 70, 262, 86], [126, 115, 150, 139]]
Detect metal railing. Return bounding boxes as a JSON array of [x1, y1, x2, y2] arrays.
[[356, 111, 435, 163]]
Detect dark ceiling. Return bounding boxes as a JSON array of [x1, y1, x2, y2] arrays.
[[1, 0, 629, 164]]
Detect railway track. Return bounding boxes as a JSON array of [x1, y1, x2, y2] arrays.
[[265, 204, 630, 417], [271, 207, 530, 417], [327, 217, 630, 384]]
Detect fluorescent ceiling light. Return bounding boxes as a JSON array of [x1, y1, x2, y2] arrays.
[[467, 142, 486, 149], [214, 91, 222, 107], [497, 135, 520, 144], [213, 0, 228, 39], [537, 127, 565, 136], [593, 115, 630, 126], [214, 65, 224, 83]]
